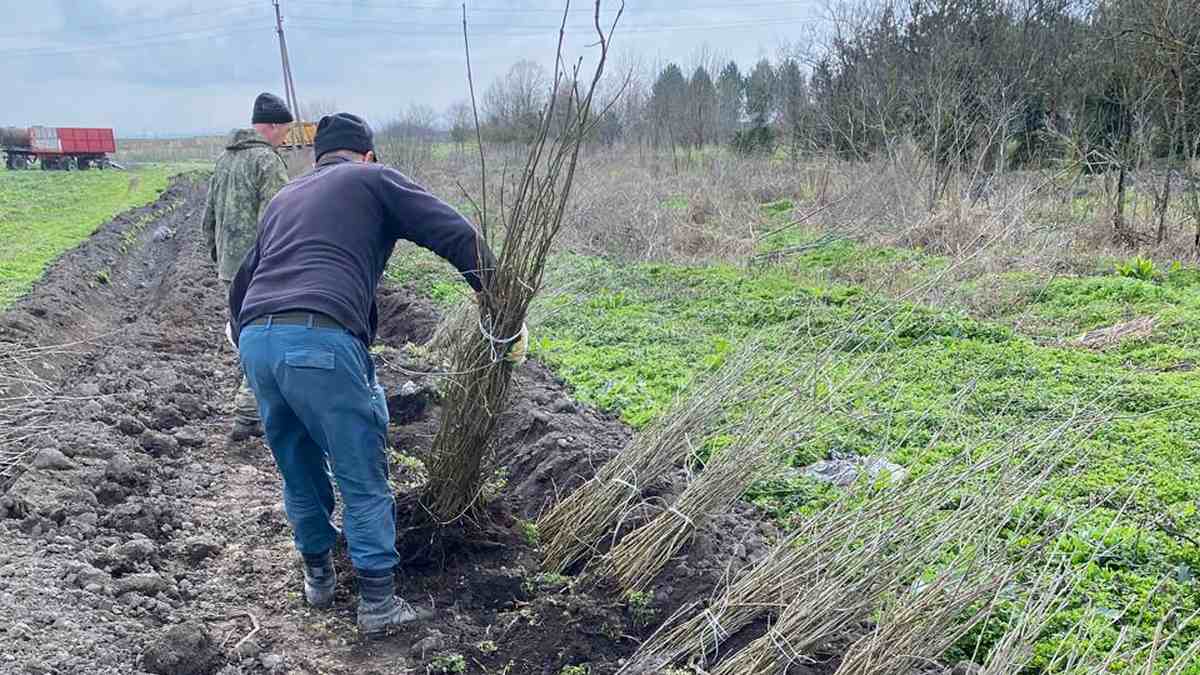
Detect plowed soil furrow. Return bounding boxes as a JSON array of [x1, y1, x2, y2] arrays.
[[0, 176, 778, 675]]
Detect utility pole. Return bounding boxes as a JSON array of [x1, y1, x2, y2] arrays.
[[273, 0, 301, 121]]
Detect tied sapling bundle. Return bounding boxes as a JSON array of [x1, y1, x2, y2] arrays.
[[619, 400, 1105, 674], [598, 317, 894, 595], [602, 378, 813, 594], [422, 1, 625, 525], [582, 303, 927, 591], [538, 337, 769, 573]]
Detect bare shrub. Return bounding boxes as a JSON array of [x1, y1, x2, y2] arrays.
[[554, 148, 806, 263]]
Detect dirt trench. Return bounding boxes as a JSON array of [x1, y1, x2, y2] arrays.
[[0, 177, 784, 675]]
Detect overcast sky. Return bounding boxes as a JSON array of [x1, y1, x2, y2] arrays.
[[0, 0, 824, 137]]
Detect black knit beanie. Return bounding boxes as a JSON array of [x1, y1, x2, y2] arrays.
[[314, 113, 375, 160], [252, 93, 294, 124]]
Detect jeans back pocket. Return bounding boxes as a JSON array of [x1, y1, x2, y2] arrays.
[[284, 349, 335, 370]]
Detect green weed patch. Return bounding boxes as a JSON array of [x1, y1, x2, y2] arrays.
[[387, 230, 1200, 669], [385, 241, 470, 309], [596, 269, 1200, 665]]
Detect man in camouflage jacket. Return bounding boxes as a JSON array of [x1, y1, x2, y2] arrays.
[[202, 92, 293, 443]]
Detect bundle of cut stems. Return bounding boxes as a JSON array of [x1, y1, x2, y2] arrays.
[[543, 287, 932, 575], [620, 453, 976, 673], [600, 308, 923, 594], [831, 549, 1012, 675], [603, 388, 811, 593], [541, 217, 1007, 560], [423, 1, 623, 524], [619, 401, 1105, 674], [708, 464, 1019, 675], [604, 396, 801, 590], [784, 441, 1074, 675], [538, 336, 775, 573]]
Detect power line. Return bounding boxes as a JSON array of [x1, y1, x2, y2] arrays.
[[289, 0, 812, 13], [0, 3, 265, 41], [0, 25, 266, 58], [0, 3, 821, 59], [0, 14, 814, 58], [0, 1, 818, 50], [287, 15, 822, 36]]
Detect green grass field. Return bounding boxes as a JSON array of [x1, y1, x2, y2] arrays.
[[388, 230, 1200, 670], [542, 255, 1200, 661], [0, 165, 187, 306]]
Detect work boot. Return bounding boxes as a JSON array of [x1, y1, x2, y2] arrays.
[[227, 419, 263, 443], [356, 569, 425, 636], [302, 551, 336, 609]]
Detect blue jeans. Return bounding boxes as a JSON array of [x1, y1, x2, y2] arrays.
[[239, 319, 398, 573]]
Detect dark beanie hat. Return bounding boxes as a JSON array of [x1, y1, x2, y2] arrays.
[[314, 113, 375, 160], [252, 93, 294, 124]]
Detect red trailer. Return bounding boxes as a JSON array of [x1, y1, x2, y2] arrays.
[[2, 126, 117, 170]]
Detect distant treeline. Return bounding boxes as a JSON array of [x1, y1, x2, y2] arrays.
[[466, 0, 1198, 176]]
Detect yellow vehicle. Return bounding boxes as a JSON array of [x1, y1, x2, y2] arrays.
[[281, 121, 316, 149]]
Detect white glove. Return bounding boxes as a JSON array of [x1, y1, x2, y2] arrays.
[[225, 322, 236, 350]]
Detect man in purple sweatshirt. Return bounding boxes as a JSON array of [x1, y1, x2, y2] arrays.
[[227, 113, 526, 635]]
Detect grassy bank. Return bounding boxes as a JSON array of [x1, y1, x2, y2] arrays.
[[0, 165, 185, 306], [548, 255, 1199, 668], [388, 237, 1200, 669]]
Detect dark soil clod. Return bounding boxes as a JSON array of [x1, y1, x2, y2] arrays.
[[142, 621, 220, 675]]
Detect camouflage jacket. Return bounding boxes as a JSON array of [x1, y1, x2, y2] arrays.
[[201, 129, 289, 281]]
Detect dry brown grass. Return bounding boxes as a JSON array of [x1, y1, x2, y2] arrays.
[[1071, 316, 1157, 350], [407, 140, 1187, 320]]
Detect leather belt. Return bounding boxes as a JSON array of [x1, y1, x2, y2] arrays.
[[247, 311, 344, 330]]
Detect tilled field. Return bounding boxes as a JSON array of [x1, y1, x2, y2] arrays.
[[0, 178, 782, 674]]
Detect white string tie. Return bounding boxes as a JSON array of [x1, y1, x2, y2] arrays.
[[668, 506, 695, 529], [478, 316, 523, 363]]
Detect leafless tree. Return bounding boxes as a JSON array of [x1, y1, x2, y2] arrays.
[[446, 101, 473, 153], [483, 59, 551, 143], [298, 98, 340, 122]]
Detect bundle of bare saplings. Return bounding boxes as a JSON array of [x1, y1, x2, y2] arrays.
[[419, 1, 625, 526]]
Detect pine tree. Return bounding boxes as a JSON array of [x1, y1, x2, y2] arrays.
[[650, 63, 688, 149], [716, 61, 744, 143], [687, 65, 718, 147], [745, 58, 777, 126]]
